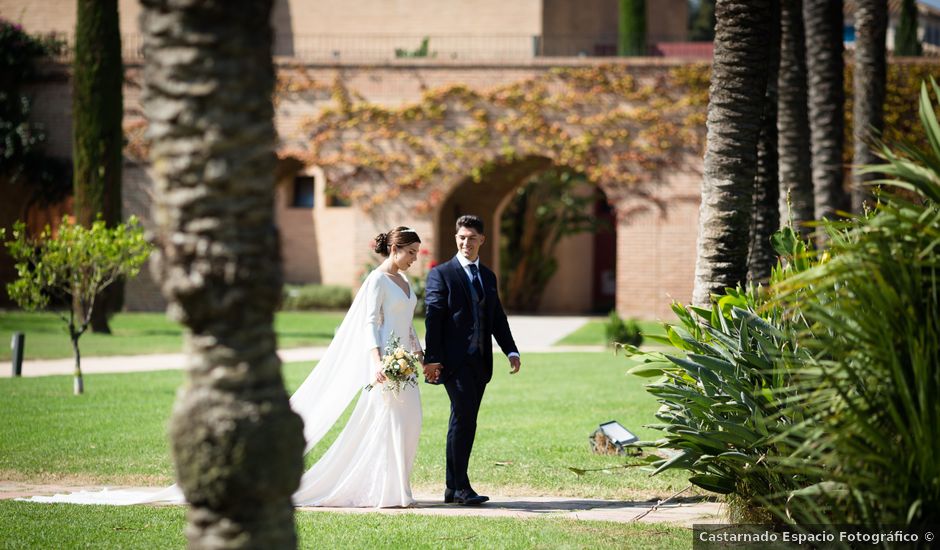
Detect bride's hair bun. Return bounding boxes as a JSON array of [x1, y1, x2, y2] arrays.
[[373, 232, 390, 256], [373, 226, 422, 257]]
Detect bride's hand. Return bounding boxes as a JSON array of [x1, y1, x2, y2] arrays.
[[374, 369, 387, 384]]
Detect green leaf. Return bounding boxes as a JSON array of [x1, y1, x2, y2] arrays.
[[688, 474, 735, 494]]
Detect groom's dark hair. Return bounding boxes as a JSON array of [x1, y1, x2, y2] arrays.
[[456, 215, 484, 235]]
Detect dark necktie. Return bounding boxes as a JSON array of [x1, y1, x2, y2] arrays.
[[468, 264, 484, 299]]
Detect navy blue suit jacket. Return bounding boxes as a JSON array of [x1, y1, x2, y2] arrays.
[[424, 256, 518, 384]]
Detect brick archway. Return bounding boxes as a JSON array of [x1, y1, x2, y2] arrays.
[[432, 156, 623, 314]]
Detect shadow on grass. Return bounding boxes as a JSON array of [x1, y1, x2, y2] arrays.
[[410, 495, 717, 514]]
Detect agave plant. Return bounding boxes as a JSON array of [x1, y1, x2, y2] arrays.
[[770, 79, 940, 529], [623, 286, 813, 522]]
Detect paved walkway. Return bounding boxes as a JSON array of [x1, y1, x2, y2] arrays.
[[3, 315, 602, 378], [0, 483, 723, 526]]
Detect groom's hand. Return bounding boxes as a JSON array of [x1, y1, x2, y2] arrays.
[[509, 355, 521, 374]]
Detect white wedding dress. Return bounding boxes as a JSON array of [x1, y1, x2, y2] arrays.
[[292, 269, 422, 507], [26, 269, 423, 509]]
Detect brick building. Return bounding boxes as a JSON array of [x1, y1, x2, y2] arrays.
[[3, 0, 702, 319]]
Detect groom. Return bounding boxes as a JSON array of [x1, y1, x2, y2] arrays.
[[423, 214, 521, 506]]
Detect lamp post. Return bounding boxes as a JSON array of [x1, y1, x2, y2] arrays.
[[11, 332, 24, 377]]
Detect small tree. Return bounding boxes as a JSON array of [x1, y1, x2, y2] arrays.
[[500, 167, 608, 311], [2, 216, 152, 394]]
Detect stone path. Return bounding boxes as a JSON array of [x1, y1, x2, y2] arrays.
[[2, 315, 602, 378], [0, 483, 723, 526]]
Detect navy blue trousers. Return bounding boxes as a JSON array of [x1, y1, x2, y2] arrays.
[[443, 353, 487, 491]]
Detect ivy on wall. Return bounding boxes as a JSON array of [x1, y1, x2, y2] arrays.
[[280, 64, 710, 213], [122, 60, 939, 213]]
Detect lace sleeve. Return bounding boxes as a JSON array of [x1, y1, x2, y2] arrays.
[[409, 324, 423, 355], [364, 275, 384, 351]]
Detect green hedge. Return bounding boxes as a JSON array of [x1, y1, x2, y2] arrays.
[[280, 284, 352, 310]]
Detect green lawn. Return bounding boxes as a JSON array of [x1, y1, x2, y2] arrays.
[[0, 501, 691, 549], [0, 352, 688, 500], [555, 319, 669, 347], [0, 311, 427, 361]]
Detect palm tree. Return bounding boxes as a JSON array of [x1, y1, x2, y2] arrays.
[[749, 0, 781, 283], [73, 0, 122, 334], [140, 0, 305, 546], [803, 0, 848, 221], [851, 0, 888, 212], [777, 0, 814, 233], [692, 0, 775, 307]]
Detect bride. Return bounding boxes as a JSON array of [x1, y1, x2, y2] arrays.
[[28, 226, 425, 509], [290, 226, 424, 507]]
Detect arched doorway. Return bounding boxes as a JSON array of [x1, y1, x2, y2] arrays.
[[433, 157, 551, 269], [433, 157, 617, 314]]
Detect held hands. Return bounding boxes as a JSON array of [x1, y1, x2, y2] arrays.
[[509, 355, 521, 375], [423, 362, 442, 383]]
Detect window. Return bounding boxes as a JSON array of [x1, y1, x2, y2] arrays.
[[291, 176, 314, 208], [928, 25, 940, 46], [843, 24, 856, 43]]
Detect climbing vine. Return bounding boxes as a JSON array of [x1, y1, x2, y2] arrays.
[[280, 63, 711, 212], [121, 60, 940, 213]]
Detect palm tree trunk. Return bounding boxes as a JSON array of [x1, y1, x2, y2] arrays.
[[777, 0, 814, 233], [140, 1, 305, 547], [749, 0, 781, 284], [852, 0, 888, 212], [804, 0, 848, 222], [73, 0, 123, 334], [693, 0, 775, 307]]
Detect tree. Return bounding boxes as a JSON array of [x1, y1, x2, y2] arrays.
[[851, 0, 888, 212], [748, 0, 781, 283], [499, 167, 607, 311], [895, 0, 922, 56], [692, 0, 775, 308], [2, 217, 151, 394], [804, 0, 848, 221], [72, 0, 124, 334], [618, 0, 646, 56], [140, 0, 305, 546], [776, 0, 814, 234], [689, 0, 717, 41]]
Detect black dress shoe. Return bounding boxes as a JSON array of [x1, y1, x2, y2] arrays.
[[452, 489, 488, 506], [444, 488, 455, 503]]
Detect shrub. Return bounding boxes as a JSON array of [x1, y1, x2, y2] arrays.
[[280, 284, 352, 311], [625, 80, 940, 531], [623, 287, 811, 522], [768, 80, 940, 530], [605, 310, 642, 346]]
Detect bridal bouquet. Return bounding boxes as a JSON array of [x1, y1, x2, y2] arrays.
[[366, 333, 419, 394]]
